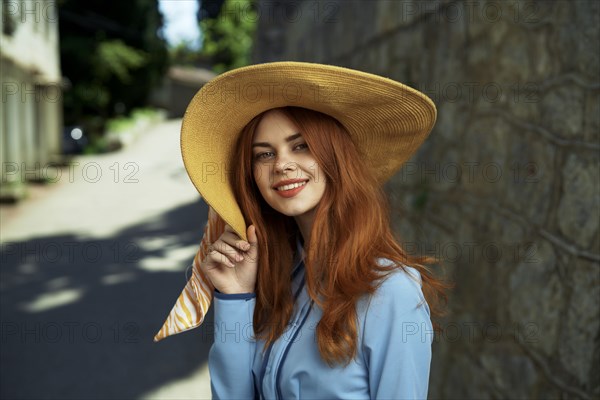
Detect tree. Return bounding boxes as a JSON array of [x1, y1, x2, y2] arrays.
[[199, 0, 257, 73], [58, 0, 168, 131]]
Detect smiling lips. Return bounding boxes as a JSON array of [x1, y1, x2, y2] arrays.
[[273, 179, 308, 198]]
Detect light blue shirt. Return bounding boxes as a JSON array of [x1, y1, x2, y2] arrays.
[[209, 239, 433, 399]]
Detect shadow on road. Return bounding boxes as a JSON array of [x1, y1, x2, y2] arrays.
[[1, 198, 214, 399]]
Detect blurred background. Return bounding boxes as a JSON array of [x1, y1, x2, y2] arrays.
[[0, 0, 598, 399]]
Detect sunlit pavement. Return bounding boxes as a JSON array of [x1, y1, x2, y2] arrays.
[[1, 119, 213, 399]]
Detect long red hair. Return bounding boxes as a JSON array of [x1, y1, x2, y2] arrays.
[[232, 106, 452, 366]]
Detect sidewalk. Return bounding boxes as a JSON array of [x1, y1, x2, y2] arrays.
[[0, 119, 212, 399]]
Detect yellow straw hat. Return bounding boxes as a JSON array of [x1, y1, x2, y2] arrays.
[[181, 61, 437, 240]]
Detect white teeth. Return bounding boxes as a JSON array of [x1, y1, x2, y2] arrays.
[[276, 181, 307, 191]]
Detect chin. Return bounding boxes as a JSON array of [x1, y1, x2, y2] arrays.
[[273, 204, 314, 217]]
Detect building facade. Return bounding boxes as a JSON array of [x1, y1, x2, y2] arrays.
[[1, 0, 63, 200]]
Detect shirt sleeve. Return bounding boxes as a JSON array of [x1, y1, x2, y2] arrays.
[[362, 266, 433, 400], [209, 291, 257, 399]]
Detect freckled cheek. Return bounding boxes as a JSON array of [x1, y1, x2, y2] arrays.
[[304, 160, 325, 183], [253, 165, 273, 192]]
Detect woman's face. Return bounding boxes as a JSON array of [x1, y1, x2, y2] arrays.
[[251, 109, 326, 221]]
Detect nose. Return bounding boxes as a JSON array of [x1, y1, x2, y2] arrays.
[[274, 160, 298, 174], [273, 152, 298, 174]]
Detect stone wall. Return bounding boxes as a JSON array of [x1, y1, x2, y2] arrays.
[[253, 0, 599, 398]]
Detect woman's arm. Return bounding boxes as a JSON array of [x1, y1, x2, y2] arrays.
[[362, 266, 433, 400], [209, 291, 257, 399], [199, 210, 260, 399]]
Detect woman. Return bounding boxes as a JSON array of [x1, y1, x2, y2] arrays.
[[155, 62, 451, 399]]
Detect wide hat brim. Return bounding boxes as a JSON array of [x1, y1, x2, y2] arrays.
[[181, 61, 437, 240]]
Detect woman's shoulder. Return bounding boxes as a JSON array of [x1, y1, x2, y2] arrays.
[[358, 258, 428, 319], [375, 258, 423, 287], [377, 258, 423, 293]]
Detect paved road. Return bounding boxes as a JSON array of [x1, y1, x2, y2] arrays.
[[1, 119, 213, 399]]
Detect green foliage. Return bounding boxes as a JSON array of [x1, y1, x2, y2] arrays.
[[72, 82, 110, 109], [58, 0, 168, 133], [95, 40, 148, 83], [169, 39, 207, 67], [106, 107, 160, 134], [82, 135, 110, 155], [105, 116, 136, 134], [200, 0, 257, 73]]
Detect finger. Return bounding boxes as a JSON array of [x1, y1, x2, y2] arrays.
[[247, 225, 258, 245], [246, 225, 259, 259], [206, 246, 236, 268], [220, 230, 251, 251], [212, 241, 244, 262]]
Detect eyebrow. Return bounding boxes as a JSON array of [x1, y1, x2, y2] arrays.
[[252, 133, 302, 148]]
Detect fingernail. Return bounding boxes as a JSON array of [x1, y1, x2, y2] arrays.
[[241, 242, 251, 250]]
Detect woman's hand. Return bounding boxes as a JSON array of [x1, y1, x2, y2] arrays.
[[201, 224, 259, 294]]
